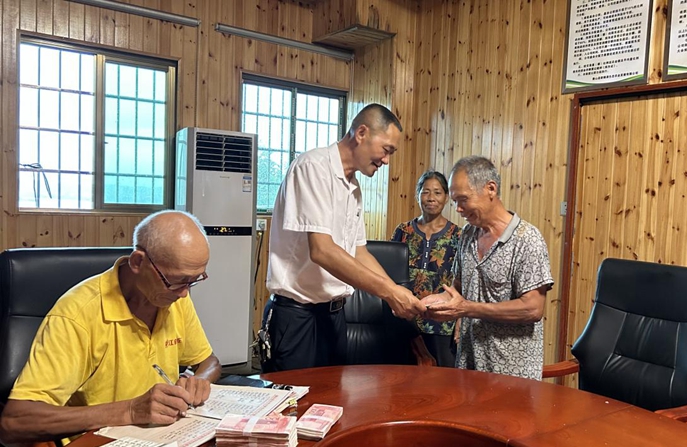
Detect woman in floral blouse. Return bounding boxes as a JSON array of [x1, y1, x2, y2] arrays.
[[391, 170, 461, 367]]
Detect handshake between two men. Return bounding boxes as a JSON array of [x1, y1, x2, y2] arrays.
[[388, 283, 466, 322]]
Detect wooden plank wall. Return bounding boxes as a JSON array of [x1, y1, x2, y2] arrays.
[[409, 0, 574, 365]]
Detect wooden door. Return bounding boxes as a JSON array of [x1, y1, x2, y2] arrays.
[[566, 90, 687, 387]]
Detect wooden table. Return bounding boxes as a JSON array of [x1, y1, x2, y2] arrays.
[[72, 365, 687, 446]]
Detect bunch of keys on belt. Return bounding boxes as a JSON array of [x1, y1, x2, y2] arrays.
[[251, 308, 273, 363]]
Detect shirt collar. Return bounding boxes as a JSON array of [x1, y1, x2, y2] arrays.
[[101, 257, 136, 322], [498, 212, 521, 244]]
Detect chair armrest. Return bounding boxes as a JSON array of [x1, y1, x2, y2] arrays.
[[655, 405, 687, 422], [410, 335, 437, 367], [542, 359, 579, 378]]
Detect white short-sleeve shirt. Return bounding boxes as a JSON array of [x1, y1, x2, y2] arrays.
[[267, 143, 367, 304]]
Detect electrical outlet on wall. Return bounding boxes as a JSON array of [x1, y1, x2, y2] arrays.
[[256, 218, 267, 232]]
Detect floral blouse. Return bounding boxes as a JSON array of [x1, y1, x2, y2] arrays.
[[391, 218, 461, 335]]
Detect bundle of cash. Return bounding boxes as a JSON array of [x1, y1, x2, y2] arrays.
[[215, 414, 297, 447], [295, 404, 343, 440]]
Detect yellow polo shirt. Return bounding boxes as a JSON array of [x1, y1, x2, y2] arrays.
[[9, 257, 213, 407]]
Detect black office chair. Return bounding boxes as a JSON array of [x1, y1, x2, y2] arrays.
[[0, 247, 131, 405], [545, 258, 687, 421], [345, 240, 435, 366]]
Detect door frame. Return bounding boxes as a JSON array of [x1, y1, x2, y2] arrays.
[[558, 79, 687, 362]]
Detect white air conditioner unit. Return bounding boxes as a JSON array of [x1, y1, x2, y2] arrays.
[[175, 127, 257, 372]]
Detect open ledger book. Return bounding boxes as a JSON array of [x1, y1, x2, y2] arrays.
[[96, 384, 296, 447]]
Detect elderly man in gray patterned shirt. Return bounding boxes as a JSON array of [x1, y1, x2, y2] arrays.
[[422, 156, 554, 380]]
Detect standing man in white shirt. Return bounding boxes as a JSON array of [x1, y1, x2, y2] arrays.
[[264, 103, 425, 372]]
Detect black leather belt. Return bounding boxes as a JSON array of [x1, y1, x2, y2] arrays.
[[272, 294, 346, 313]]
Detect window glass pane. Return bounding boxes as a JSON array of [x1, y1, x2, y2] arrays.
[[19, 87, 38, 128], [136, 176, 153, 203], [244, 84, 258, 113], [81, 95, 95, 133], [295, 121, 306, 153], [137, 139, 153, 176], [317, 123, 330, 147], [105, 97, 118, 134], [155, 71, 166, 101], [137, 68, 155, 101], [318, 97, 330, 122], [257, 183, 269, 210], [39, 47, 60, 89], [154, 141, 165, 176], [20, 44, 39, 85], [117, 175, 135, 203], [40, 172, 59, 208], [81, 54, 95, 93], [296, 93, 306, 119], [39, 89, 59, 129], [329, 125, 338, 145], [19, 129, 38, 165], [306, 95, 318, 121], [118, 99, 137, 136], [81, 134, 94, 172], [119, 65, 137, 98], [153, 177, 164, 204], [60, 133, 80, 172], [330, 99, 339, 124], [257, 115, 270, 148], [118, 137, 136, 175], [80, 173, 93, 209], [104, 174, 117, 202], [137, 101, 154, 138], [105, 63, 118, 95], [154, 103, 166, 139], [61, 51, 80, 91], [270, 88, 283, 117], [60, 172, 80, 208], [39, 130, 59, 170], [244, 114, 257, 135], [270, 117, 282, 149], [60, 92, 80, 131], [306, 122, 317, 151], [104, 136, 118, 174], [19, 171, 38, 208], [257, 86, 271, 115]]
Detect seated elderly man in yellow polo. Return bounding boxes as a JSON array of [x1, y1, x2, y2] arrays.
[[0, 210, 221, 444]]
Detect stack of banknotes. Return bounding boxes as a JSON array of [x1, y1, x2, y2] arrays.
[[215, 414, 297, 447], [295, 404, 344, 440]]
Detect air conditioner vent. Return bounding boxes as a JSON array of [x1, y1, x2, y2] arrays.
[[195, 132, 253, 173]]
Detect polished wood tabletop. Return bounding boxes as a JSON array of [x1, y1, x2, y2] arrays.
[[72, 365, 687, 447]]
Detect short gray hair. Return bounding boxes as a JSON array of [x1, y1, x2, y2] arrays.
[[451, 156, 501, 196], [133, 210, 207, 257]]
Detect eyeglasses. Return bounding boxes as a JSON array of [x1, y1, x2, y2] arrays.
[[137, 247, 208, 291]]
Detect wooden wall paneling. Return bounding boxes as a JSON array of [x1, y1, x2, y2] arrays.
[[437, 1, 458, 180], [673, 95, 687, 265], [482, 1, 502, 178], [623, 98, 648, 260], [36, 0, 52, 35], [179, 1, 198, 129], [648, 0, 668, 84], [606, 99, 631, 260], [83, 2, 99, 43], [52, 0, 68, 38], [218, 0, 236, 130], [141, 1, 160, 54], [470, 1, 486, 159], [67, 1, 84, 40], [113, 10, 130, 49], [98, 4, 115, 46], [197, 0, 218, 129], [127, 8, 142, 52], [385, 1, 420, 237], [19, 0, 36, 31], [2, 0, 20, 250], [36, 213, 53, 246], [636, 96, 662, 260], [67, 214, 85, 246], [655, 93, 679, 263]]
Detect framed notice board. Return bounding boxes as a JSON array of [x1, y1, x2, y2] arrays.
[[563, 0, 652, 93], [664, 0, 687, 80]]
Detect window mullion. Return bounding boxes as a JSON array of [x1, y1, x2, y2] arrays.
[[289, 87, 297, 164], [94, 54, 105, 210]]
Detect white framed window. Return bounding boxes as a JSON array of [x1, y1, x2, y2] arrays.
[[241, 74, 346, 212], [18, 38, 175, 211]]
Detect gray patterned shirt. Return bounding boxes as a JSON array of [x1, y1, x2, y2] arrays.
[[453, 213, 554, 380]]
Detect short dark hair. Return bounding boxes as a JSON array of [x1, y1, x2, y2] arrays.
[[348, 103, 403, 135], [451, 156, 501, 196], [416, 170, 449, 197]]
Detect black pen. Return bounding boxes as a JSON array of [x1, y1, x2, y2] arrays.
[[152, 364, 194, 410]]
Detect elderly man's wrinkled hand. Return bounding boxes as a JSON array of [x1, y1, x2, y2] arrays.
[[129, 383, 192, 426], [176, 375, 212, 407], [422, 285, 467, 321]]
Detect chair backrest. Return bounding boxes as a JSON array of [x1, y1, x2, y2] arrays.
[[345, 240, 420, 365], [0, 247, 131, 403], [571, 257, 687, 411]]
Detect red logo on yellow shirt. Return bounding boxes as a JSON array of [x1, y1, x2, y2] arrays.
[[165, 337, 182, 347]]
